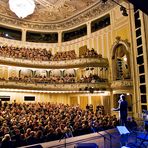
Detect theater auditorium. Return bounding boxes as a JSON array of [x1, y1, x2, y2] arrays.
[[0, 0, 147, 148]]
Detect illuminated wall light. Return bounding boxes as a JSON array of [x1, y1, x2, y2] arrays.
[[123, 56, 127, 62]]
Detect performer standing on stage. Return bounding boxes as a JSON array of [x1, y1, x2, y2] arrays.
[[113, 94, 128, 126]]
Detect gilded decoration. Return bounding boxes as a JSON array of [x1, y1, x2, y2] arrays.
[[0, 0, 116, 30], [0, 56, 109, 69], [0, 80, 110, 91], [111, 80, 133, 88]]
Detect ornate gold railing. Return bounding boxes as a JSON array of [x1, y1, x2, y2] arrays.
[[0, 80, 110, 91], [111, 80, 133, 89], [0, 56, 109, 68]]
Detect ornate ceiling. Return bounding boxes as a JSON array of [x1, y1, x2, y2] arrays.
[[0, 0, 116, 30]]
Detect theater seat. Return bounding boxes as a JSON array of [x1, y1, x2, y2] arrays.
[[74, 143, 99, 148]]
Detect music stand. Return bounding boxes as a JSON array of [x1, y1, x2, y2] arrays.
[[116, 126, 130, 147]]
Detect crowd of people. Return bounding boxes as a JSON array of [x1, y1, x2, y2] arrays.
[[8, 74, 76, 84], [79, 74, 107, 83], [51, 50, 77, 61], [80, 48, 99, 58], [0, 73, 107, 85], [0, 45, 52, 61], [0, 45, 101, 62], [0, 102, 119, 147]]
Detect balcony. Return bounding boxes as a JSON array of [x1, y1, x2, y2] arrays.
[[0, 80, 110, 92], [111, 79, 133, 89], [0, 56, 108, 69]]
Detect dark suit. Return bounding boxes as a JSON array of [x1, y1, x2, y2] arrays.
[[120, 100, 128, 126], [114, 98, 128, 126]]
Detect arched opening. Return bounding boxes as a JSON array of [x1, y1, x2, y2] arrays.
[[112, 43, 131, 80]]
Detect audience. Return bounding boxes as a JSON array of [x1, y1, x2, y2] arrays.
[[0, 45, 52, 61], [0, 73, 107, 85], [126, 117, 138, 131], [8, 74, 76, 84], [0, 134, 14, 148], [52, 50, 76, 61], [0, 45, 101, 62], [80, 48, 99, 58], [0, 102, 118, 147], [79, 74, 107, 83]]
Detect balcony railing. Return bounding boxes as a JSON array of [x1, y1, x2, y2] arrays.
[[0, 56, 109, 68], [0, 80, 110, 91], [111, 79, 133, 89]]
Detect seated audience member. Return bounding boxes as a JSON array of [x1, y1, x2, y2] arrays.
[[126, 117, 138, 131], [26, 131, 36, 145], [0, 134, 14, 148]]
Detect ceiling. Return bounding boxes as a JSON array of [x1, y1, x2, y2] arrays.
[[0, 0, 115, 30], [0, 0, 99, 22]]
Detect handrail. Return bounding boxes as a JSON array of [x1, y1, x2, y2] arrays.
[[0, 56, 109, 69], [0, 80, 110, 91]]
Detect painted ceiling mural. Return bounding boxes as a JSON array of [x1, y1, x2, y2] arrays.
[[0, 0, 116, 30]]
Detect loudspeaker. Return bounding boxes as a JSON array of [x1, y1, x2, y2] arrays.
[[74, 143, 98, 148]]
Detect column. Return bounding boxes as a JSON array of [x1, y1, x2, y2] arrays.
[[58, 31, 62, 46], [21, 29, 27, 43], [78, 96, 80, 105], [110, 91, 114, 115], [88, 95, 91, 105], [87, 22, 91, 37]]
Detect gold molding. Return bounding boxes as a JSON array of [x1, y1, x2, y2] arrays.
[[0, 80, 110, 91], [0, 57, 109, 69]]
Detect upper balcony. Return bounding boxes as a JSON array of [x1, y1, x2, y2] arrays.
[[0, 44, 109, 68]]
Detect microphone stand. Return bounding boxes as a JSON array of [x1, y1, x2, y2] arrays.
[[103, 130, 116, 148], [59, 126, 73, 148], [97, 131, 110, 148], [91, 126, 110, 148], [59, 132, 67, 148]]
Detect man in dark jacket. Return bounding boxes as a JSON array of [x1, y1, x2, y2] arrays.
[[113, 94, 128, 126]]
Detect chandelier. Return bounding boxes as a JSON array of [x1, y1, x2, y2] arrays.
[[9, 0, 36, 18]]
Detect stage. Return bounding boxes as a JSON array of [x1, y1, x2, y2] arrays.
[[20, 128, 121, 148]]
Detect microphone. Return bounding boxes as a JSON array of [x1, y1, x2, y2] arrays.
[[91, 125, 96, 133], [69, 125, 74, 132]]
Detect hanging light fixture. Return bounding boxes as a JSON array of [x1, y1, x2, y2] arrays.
[[9, 0, 36, 19], [101, 0, 128, 16]]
